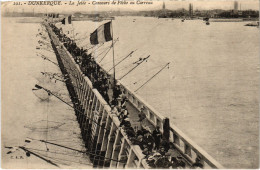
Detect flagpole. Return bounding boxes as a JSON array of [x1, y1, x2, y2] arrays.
[[111, 20, 116, 96]]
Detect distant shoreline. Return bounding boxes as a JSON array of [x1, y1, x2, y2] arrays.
[[209, 18, 258, 22], [3, 16, 259, 23]]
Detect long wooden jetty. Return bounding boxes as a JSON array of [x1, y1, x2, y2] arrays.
[[44, 21, 224, 169]]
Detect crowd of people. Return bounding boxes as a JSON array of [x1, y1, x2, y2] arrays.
[[49, 23, 203, 169]]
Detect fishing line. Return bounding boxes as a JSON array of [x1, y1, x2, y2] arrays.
[[38, 47, 54, 53], [24, 147, 87, 158], [92, 44, 113, 59], [119, 55, 151, 80], [24, 139, 126, 163], [25, 149, 93, 167], [110, 53, 146, 73], [24, 147, 70, 166], [37, 52, 87, 91], [40, 67, 90, 98], [37, 53, 59, 67], [41, 72, 64, 78], [106, 50, 137, 71], [126, 63, 169, 86], [34, 85, 109, 131], [135, 62, 170, 92], [19, 146, 59, 167], [112, 63, 134, 73], [99, 38, 119, 63], [38, 41, 52, 49], [45, 100, 50, 151], [100, 52, 132, 67], [41, 72, 68, 84], [167, 63, 172, 117], [90, 43, 107, 57]]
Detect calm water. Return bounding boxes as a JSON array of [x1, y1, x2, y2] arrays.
[[70, 17, 259, 168], [2, 18, 91, 168]]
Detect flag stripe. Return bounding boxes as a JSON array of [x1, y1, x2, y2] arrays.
[[90, 30, 98, 45], [97, 25, 105, 44], [68, 16, 72, 24], [104, 22, 112, 41]]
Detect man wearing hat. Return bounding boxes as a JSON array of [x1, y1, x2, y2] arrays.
[[153, 126, 162, 150]]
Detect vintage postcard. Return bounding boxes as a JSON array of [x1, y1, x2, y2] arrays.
[[1, 0, 259, 169]]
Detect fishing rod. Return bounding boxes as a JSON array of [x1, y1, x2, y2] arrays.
[[102, 51, 144, 68], [41, 71, 64, 79], [84, 39, 106, 52], [119, 55, 150, 80], [92, 43, 114, 58], [41, 72, 68, 83], [34, 84, 109, 131], [89, 43, 107, 56], [44, 49, 92, 86], [99, 38, 119, 63], [36, 32, 47, 38], [37, 53, 59, 67], [38, 41, 52, 49], [135, 62, 170, 92], [37, 52, 82, 82], [24, 148, 93, 167], [38, 71, 90, 101], [40, 57, 85, 90], [40, 71, 89, 93], [37, 47, 54, 53], [92, 43, 113, 60], [122, 63, 170, 87], [19, 146, 59, 167], [108, 50, 137, 72], [24, 138, 126, 163], [37, 52, 81, 81], [38, 39, 51, 46]]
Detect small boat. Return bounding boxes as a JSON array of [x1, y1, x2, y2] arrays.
[[92, 17, 103, 22], [181, 19, 185, 22], [245, 21, 259, 27], [206, 21, 210, 25], [203, 17, 209, 21]]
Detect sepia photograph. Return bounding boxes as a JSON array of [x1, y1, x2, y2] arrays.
[[1, 0, 259, 169]]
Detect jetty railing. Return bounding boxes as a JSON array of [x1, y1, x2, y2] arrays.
[[45, 22, 224, 169]]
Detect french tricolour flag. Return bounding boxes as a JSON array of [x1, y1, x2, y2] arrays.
[[90, 22, 112, 45], [61, 16, 71, 25]]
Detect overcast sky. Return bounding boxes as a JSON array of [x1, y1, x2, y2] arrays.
[[2, 0, 259, 14]]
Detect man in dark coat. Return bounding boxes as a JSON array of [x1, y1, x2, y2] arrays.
[[152, 126, 162, 150]]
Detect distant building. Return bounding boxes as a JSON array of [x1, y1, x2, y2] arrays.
[[162, 1, 165, 10], [189, 3, 193, 18], [234, 1, 239, 14]]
